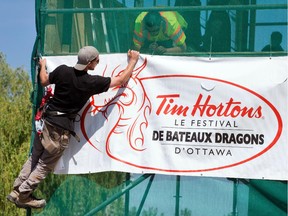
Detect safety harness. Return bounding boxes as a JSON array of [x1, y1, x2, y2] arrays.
[[35, 87, 80, 142]]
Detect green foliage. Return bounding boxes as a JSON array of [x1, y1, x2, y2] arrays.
[[180, 208, 192, 216], [142, 207, 160, 216], [129, 206, 166, 216], [0, 52, 32, 216]]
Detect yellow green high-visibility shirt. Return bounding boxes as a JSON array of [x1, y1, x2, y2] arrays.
[[133, 11, 187, 49]]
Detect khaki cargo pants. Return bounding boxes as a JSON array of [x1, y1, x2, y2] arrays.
[[13, 120, 71, 197]]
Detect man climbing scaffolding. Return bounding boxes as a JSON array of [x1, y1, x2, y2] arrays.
[[7, 46, 140, 209]]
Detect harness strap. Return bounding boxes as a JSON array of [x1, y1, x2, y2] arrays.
[[44, 111, 78, 119], [70, 131, 80, 142]]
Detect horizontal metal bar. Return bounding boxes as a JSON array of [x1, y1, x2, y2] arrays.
[[168, 52, 288, 57], [41, 4, 288, 14], [41, 51, 288, 57], [254, 22, 288, 26]]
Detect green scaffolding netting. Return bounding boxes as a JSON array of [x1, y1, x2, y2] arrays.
[[29, 0, 287, 215]]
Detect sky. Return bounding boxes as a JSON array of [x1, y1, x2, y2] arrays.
[[0, 1, 36, 72]]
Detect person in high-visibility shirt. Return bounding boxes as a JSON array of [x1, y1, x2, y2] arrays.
[[132, 11, 188, 54]]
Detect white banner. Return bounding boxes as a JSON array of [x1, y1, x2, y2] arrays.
[[45, 54, 288, 180]]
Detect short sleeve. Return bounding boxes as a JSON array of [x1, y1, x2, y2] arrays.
[[89, 75, 111, 94]]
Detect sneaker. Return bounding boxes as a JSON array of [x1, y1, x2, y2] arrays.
[[6, 190, 27, 208], [16, 195, 46, 209], [6, 190, 19, 203]]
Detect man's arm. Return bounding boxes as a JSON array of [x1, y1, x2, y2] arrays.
[[109, 50, 139, 88], [39, 58, 50, 87]]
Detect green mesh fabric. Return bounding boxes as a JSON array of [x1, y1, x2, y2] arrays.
[[30, 1, 287, 215]]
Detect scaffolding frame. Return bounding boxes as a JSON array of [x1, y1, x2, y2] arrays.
[[29, 1, 288, 215]]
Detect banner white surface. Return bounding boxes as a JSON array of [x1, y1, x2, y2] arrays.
[[45, 54, 288, 180]]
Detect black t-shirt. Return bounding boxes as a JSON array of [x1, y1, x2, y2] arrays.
[[45, 65, 111, 131]]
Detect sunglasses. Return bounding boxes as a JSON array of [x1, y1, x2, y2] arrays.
[[91, 57, 100, 64]]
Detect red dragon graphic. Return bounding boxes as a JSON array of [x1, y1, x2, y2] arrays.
[[80, 58, 151, 160]]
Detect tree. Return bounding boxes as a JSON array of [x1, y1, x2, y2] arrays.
[[0, 52, 32, 216]]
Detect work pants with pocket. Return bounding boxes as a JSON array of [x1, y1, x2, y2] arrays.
[[12, 120, 71, 197]]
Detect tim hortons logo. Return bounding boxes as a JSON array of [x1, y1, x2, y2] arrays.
[[155, 93, 263, 118], [79, 58, 282, 173]]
